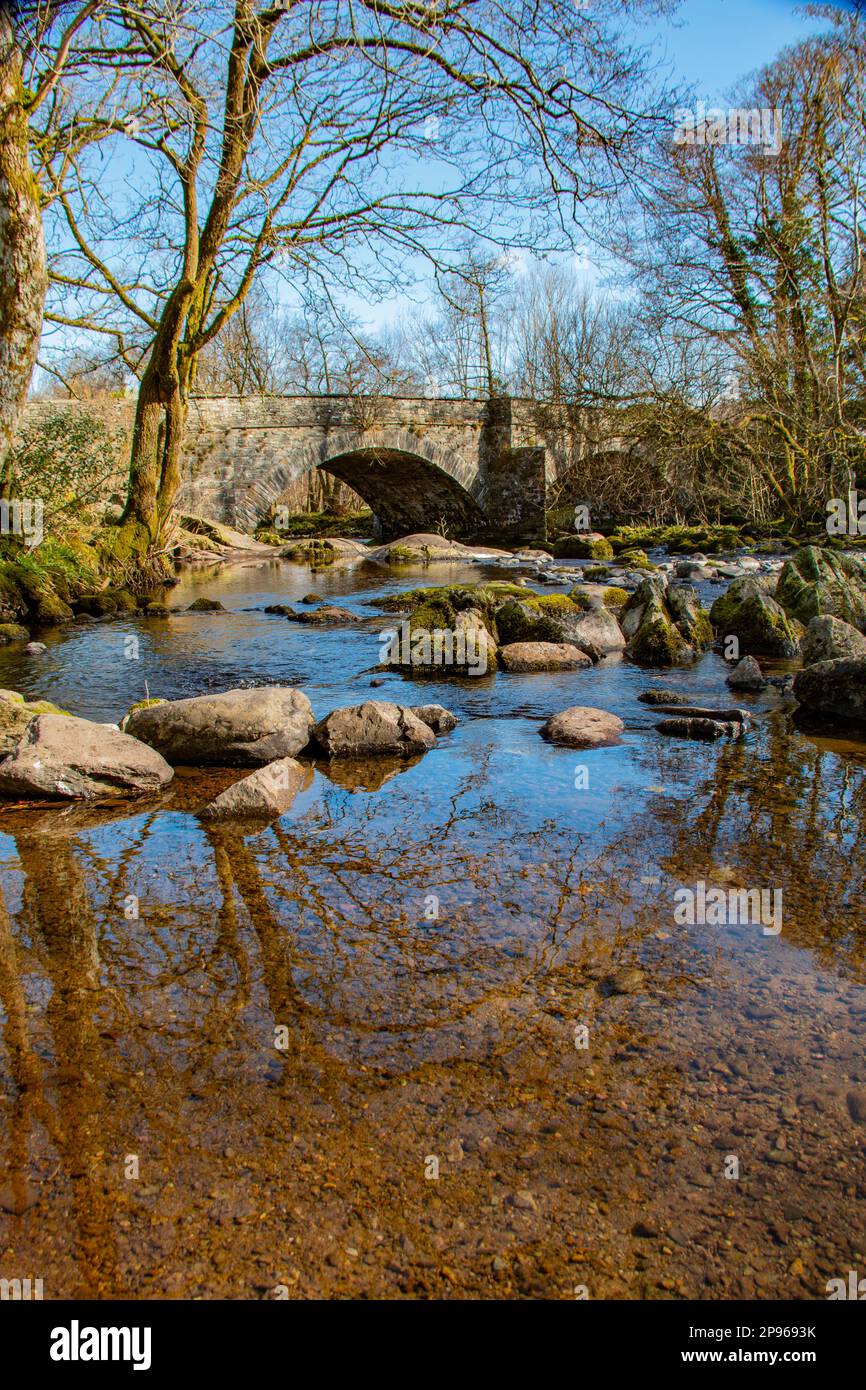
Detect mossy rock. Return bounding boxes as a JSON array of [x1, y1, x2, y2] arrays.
[[553, 535, 614, 560], [495, 599, 567, 646], [119, 697, 167, 731], [709, 577, 802, 657], [602, 586, 629, 609], [564, 588, 596, 612], [627, 591, 693, 666], [0, 622, 29, 644], [774, 546, 866, 631], [584, 565, 612, 581], [76, 588, 139, 617], [186, 597, 227, 612], [667, 586, 713, 650], [23, 699, 71, 716], [0, 700, 35, 755], [617, 548, 655, 570]]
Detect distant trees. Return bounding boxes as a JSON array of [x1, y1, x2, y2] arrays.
[[625, 5, 866, 523]]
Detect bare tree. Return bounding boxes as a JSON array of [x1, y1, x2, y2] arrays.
[[624, 4, 866, 523], [45, 0, 665, 566]]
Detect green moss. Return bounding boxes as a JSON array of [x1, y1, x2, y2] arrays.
[[23, 699, 71, 716], [774, 546, 866, 629], [709, 577, 802, 657], [553, 535, 614, 560], [0, 622, 29, 643], [602, 586, 629, 609], [629, 609, 689, 665], [524, 593, 581, 613], [495, 599, 563, 646], [617, 548, 655, 570], [584, 565, 612, 581]]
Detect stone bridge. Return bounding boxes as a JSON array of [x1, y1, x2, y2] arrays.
[[176, 394, 548, 543], [23, 393, 613, 542]]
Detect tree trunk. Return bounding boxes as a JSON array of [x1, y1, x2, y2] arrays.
[[0, 14, 48, 490]]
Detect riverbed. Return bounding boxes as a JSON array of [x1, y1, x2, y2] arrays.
[[1, 555, 865, 1299]]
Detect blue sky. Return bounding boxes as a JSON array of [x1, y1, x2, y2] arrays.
[[346, 0, 836, 335], [651, 0, 828, 97]]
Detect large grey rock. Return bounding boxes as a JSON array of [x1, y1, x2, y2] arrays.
[[314, 701, 436, 757], [409, 704, 458, 734], [539, 706, 624, 748], [0, 714, 174, 799], [200, 758, 310, 821], [124, 687, 314, 766], [561, 605, 625, 657], [726, 656, 767, 691], [800, 615, 866, 667], [499, 642, 591, 673], [793, 657, 866, 725]]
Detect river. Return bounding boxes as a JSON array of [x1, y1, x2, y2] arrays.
[[1, 554, 865, 1298]]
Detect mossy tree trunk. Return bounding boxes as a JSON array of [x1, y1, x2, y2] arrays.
[[0, 13, 48, 495]]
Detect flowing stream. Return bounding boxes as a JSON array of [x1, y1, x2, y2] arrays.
[[1, 554, 865, 1299]]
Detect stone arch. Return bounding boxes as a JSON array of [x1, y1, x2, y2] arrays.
[[235, 428, 487, 539]]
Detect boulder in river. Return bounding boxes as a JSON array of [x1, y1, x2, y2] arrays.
[[199, 758, 310, 821], [726, 656, 767, 691], [124, 687, 314, 765], [792, 657, 866, 726], [499, 642, 592, 672], [314, 701, 436, 757], [800, 615, 866, 666], [774, 546, 866, 631], [622, 577, 711, 666], [539, 706, 625, 748], [709, 576, 802, 657], [409, 704, 458, 733], [0, 713, 174, 799], [186, 597, 226, 612]]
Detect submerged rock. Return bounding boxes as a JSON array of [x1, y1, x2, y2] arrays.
[[800, 615, 866, 666], [287, 604, 362, 624], [539, 706, 625, 748], [638, 688, 692, 706], [0, 713, 173, 799], [124, 687, 314, 765], [499, 641, 591, 672], [656, 716, 743, 741], [709, 576, 802, 657], [314, 701, 436, 757], [792, 657, 866, 726], [199, 758, 310, 821], [651, 704, 750, 723], [726, 656, 767, 691]]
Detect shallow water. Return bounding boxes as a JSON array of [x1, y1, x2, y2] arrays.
[[1, 556, 865, 1299]]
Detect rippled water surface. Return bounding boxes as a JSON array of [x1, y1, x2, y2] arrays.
[[1, 555, 865, 1299]]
